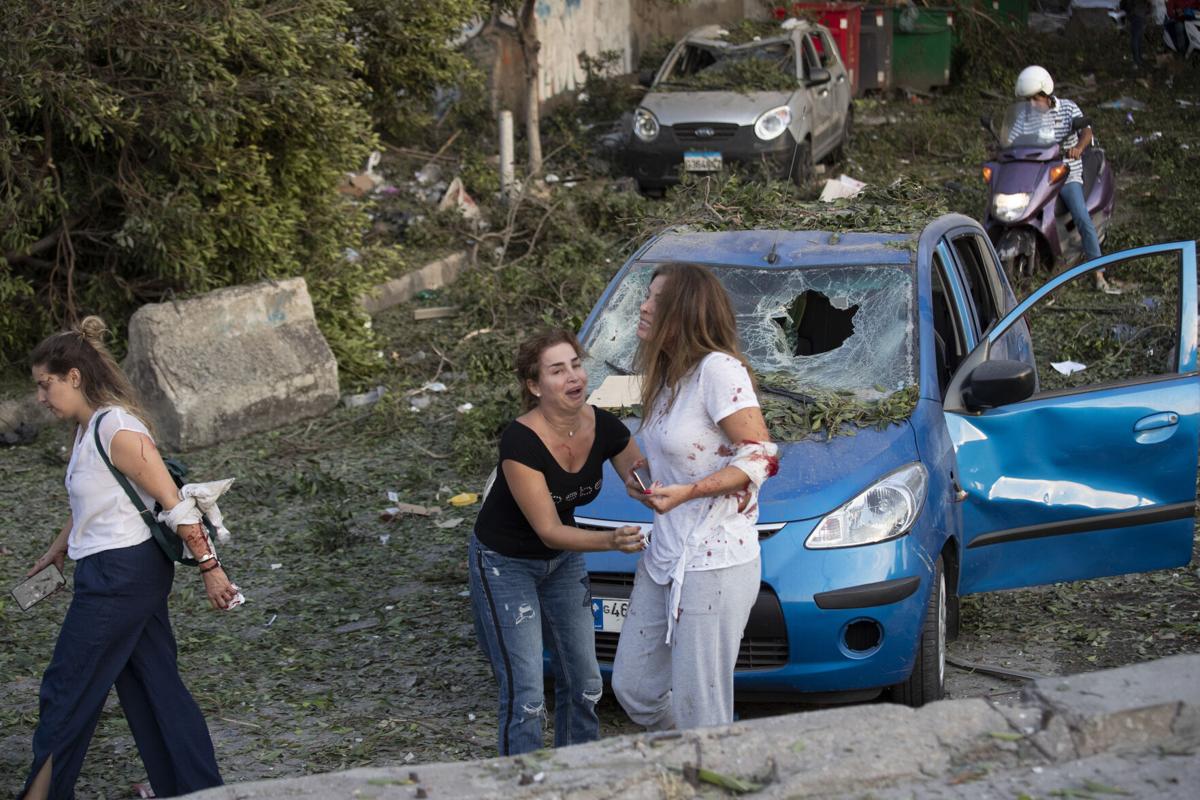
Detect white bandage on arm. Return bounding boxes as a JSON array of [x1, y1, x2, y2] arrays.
[[728, 440, 779, 489], [157, 478, 236, 542]]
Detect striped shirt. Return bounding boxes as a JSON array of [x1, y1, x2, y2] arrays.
[[1008, 97, 1089, 184]]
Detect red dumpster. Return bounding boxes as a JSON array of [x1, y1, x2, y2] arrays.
[[790, 2, 863, 96]]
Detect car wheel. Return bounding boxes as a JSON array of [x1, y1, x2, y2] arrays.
[[790, 139, 814, 187], [832, 107, 853, 162], [636, 181, 665, 199], [946, 591, 960, 642], [891, 555, 946, 707]]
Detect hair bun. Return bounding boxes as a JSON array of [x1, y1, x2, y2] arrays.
[[77, 316, 109, 346]]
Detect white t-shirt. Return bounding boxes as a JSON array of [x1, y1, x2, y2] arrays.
[[66, 406, 156, 560], [641, 352, 763, 587]]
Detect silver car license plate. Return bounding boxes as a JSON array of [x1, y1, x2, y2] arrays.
[[683, 151, 722, 172]]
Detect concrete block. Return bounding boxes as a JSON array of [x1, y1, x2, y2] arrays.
[[362, 251, 469, 315], [125, 278, 338, 451], [0, 395, 52, 445], [1030, 654, 1200, 757]]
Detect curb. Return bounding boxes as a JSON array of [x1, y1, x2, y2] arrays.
[[186, 654, 1200, 799]]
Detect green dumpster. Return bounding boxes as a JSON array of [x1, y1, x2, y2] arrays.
[[891, 8, 954, 91]]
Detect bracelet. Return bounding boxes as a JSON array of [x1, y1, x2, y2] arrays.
[[199, 559, 222, 574], [196, 552, 217, 565]]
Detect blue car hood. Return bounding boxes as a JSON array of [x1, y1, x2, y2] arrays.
[[590, 420, 920, 525]]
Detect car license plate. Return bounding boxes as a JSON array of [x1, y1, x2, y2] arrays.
[[684, 151, 722, 172], [592, 597, 629, 633]]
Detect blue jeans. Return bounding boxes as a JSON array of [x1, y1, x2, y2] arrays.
[[1060, 180, 1102, 262], [22, 539, 221, 799], [468, 535, 602, 755]]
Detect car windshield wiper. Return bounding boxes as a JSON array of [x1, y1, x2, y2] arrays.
[[760, 384, 816, 405], [605, 360, 633, 376]]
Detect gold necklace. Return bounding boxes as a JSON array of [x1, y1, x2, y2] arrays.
[[540, 407, 578, 438]]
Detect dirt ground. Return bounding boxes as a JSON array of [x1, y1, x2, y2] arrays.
[[3, 23, 1200, 800], [3, 347, 1198, 797]]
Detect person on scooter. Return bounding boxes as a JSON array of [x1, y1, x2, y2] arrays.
[[1012, 66, 1117, 293]]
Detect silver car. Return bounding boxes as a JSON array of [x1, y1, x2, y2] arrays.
[[626, 21, 852, 193]]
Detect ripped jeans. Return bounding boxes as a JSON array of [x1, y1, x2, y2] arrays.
[[468, 535, 602, 755]]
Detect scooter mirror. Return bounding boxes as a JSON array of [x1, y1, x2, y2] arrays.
[[1071, 115, 1091, 132]]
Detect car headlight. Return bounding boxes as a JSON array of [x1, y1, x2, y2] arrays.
[[633, 108, 660, 142], [993, 192, 1031, 223], [753, 105, 792, 141], [806, 463, 928, 549]]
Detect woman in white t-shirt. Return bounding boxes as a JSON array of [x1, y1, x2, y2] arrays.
[[612, 263, 779, 730], [20, 317, 237, 800]]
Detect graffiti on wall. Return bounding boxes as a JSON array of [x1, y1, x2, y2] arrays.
[[535, 0, 632, 101]]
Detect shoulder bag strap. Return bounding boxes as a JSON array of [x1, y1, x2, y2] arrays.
[[92, 411, 193, 565]]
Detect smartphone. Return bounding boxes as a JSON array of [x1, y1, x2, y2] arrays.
[[632, 465, 652, 493], [11, 564, 66, 611]]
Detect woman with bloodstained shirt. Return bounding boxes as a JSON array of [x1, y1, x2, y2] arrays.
[[612, 262, 779, 731], [468, 329, 647, 756], [21, 316, 236, 800]]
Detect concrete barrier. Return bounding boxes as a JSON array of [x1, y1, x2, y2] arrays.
[[125, 278, 339, 451], [186, 654, 1200, 799], [362, 251, 470, 315]]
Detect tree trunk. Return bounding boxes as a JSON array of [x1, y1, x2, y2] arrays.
[[516, 0, 543, 176]]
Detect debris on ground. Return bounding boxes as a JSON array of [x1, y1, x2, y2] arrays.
[[448, 492, 478, 507], [819, 175, 867, 202], [1100, 96, 1148, 111]]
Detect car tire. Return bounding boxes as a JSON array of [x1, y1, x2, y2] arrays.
[[636, 181, 666, 199], [946, 591, 961, 642], [791, 139, 814, 188], [832, 106, 853, 163], [891, 555, 946, 707]]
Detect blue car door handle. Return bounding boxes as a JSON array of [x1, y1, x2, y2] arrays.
[[1134, 412, 1180, 431], [1133, 412, 1180, 444]]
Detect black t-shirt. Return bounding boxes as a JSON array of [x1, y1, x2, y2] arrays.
[[474, 406, 631, 559]]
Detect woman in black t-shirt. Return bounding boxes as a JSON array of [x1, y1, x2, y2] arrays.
[[469, 329, 646, 756]]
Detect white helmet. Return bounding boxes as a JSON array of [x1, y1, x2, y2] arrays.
[[1014, 65, 1054, 98]]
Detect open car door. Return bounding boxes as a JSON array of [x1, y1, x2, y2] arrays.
[[944, 241, 1199, 594]]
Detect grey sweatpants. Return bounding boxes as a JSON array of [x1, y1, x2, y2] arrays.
[[611, 555, 760, 731]]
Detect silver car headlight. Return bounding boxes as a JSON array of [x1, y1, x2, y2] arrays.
[[993, 192, 1031, 223], [753, 105, 792, 141], [806, 463, 928, 549], [633, 107, 660, 142]]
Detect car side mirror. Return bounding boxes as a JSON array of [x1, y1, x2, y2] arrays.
[[638, 69, 655, 88], [807, 67, 831, 86], [961, 359, 1036, 411]]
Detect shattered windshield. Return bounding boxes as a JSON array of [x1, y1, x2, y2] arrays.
[[584, 262, 916, 401], [657, 40, 799, 93], [1000, 100, 1061, 148]]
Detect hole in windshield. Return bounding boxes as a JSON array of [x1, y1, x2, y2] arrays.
[[584, 262, 915, 401], [772, 290, 860, 356]]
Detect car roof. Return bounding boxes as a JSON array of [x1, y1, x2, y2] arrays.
[[636, 229, 916, 269]]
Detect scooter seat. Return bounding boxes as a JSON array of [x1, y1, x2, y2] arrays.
[[1082, 147, 1105, 198]]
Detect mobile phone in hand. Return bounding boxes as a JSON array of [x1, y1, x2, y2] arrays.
[[11, 564, 66, 611], [632, 465, 652, 493]]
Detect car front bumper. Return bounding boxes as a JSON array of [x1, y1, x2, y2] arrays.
[[584, 518, 939, 701], [624, 125, 799, 189]]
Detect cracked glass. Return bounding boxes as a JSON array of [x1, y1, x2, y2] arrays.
[[583, 262, 916, 400]]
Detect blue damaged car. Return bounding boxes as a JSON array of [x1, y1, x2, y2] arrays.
[[574, 214, 1198, 705]]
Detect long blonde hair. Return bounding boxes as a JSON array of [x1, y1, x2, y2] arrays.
[[635, 262, 753, 421], [30, 316, 154, 431]]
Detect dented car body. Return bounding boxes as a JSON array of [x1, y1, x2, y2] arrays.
[[624, 22, 851, 192], [572, 215, 1199, 704]]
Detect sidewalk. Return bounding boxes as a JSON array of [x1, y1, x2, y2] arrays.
[[187, 654, 1199, 798]]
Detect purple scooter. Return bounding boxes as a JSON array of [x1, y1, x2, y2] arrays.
[[980, 101, 1115, 282]]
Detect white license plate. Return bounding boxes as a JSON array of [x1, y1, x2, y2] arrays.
[[592, 596, 629, 633], [683, 151, 722, 172]]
